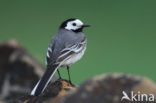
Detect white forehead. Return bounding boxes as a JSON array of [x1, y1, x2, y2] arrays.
[[74, 19, 83, 25], [65, 19, 84, 30]]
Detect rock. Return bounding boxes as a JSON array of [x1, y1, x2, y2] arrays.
[[62, 73, 156, 103], [0, 39, 45, 101], [8, 73, 156, 103], [10, 79, 75, 103], [43, 79, 75, 103]]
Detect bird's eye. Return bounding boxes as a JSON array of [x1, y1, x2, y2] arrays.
[[72, 23, 76, 26]]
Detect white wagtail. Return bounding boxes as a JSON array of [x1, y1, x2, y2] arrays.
[[31, 18, 89, 96]]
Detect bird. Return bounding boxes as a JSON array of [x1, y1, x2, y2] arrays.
[[30, 18, 90, 96]]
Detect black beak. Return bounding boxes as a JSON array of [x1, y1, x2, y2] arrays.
[[82, 24, 90, 27]]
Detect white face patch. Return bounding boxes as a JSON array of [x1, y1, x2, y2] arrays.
[[65, 19, 84, 31]]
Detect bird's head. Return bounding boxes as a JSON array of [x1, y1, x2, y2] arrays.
[[59, 18, 90, 32]]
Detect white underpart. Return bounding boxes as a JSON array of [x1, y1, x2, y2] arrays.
[[65, 19, 83, 30]]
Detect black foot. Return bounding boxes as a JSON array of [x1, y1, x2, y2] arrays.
[[67, 66, 72, 84]]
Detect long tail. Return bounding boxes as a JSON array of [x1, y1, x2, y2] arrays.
[[31, 64, 59, 96]]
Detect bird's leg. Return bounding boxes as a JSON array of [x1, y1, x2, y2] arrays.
[[67, 66, 72, 84], [57, 69, 62, 79]]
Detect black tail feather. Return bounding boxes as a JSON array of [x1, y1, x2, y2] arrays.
[[31, 64, 59, 96]]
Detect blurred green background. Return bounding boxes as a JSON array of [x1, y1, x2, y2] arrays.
[[0, 0, 156, 84]]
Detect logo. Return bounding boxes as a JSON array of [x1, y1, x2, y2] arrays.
[[121, 91, 155, 102]]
